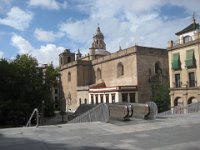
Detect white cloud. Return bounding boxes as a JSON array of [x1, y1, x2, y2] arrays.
[[0, 51, 4, 58], [0, 7, 33, 31], [34, 28, 64, 42], [59, 20, 94, 44], [8, 0, 200, 66], [11, 34, 65, 66], [59, 0, 200, 54], [32, 44, 65, 65], [29, 0, 67, 10], [11, 35, 33, 54]]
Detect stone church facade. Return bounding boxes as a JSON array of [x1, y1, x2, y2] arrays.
[[59, 27, 168, 111]]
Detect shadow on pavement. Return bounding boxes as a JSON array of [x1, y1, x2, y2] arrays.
[[0, 133, 126, 150]]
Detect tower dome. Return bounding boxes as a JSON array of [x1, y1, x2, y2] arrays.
[[91, 26, 106, 50], [94, 27, 104, 38]]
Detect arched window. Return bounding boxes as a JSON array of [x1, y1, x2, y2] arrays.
[[117, 62, 124, 77], [60, 57, 63, 65], [68, 72, 71, 82], [184, 35, 192, 43], [155, 61, 162, 74], [97, 68, 101, 80], [67, 57, 71, 63]]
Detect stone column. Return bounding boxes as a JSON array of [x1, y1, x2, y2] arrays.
[[183, 92, 188, 114], [181, 36, 185, 44], [169, 92, 174, 107], [103, 94, 106, 103], [194, 32, 199, 40], [128, 93, 130, 103]]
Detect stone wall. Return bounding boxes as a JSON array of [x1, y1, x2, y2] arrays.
[[60, 65, 77, 111], [136, 46, 168, 102]]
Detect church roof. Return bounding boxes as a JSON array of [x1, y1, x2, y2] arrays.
[[89, 82, 106, 89], [93, 26, 104, 38], [175, 22, 199, 35]]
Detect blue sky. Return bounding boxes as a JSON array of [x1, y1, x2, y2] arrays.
[[0, 0, 200, 66]]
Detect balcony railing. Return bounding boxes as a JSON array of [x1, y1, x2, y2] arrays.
[[168, 32, 200, 49], [172, 81, 197, 89]]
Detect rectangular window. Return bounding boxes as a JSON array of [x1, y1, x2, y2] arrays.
[[111, 94, 115, 103], [106, 94, 109, 103], [129, 93, 136, 103], [55, 89, 58, 94], [185, 49, 195, 68], [122, 93, 128, 102], [189, 72, 195, 87], [172, 53, 180, 70], [175, 74, 181, 88], [184, 36, 192, 43], [91, 95, 94, 104], [100, 95, 103, 103], [95, 95, 98, 104]]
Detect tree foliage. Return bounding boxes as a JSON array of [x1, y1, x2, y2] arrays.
[[151, 83, 170, 113], [0, 55, 59, 127], [42, 65, 60, 116]]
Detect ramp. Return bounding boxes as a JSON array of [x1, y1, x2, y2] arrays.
[[69, 103, 109, 123], [73, 104, 97, 117]]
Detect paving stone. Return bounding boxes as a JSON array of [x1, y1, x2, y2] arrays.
[[0, 112, 200, 150]]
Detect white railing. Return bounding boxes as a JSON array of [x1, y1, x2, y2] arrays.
[[158, 102, 200, 117], [26, 108, 39, 127]]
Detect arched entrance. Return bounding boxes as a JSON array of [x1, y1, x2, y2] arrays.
[[174, 97, 183, 106], [188, 97, 198, 104]]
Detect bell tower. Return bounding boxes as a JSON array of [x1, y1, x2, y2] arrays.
[[89, 26, 110, 60], [91, 26, 106, 50], [59, 49, 75, 67]]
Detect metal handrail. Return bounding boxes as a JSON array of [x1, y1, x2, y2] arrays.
[[158, 102, 200, 117], [26, 108, 39, 127]]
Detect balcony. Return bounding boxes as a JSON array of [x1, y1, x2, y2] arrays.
[[171, 81, 198, 90], [168, 32, 200, 50]]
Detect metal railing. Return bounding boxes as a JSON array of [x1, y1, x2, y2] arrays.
[[158, 102, 200, 117], [168, 33, 200, 48], [26, 108, 39, 127], [69, 103, 109, 123]]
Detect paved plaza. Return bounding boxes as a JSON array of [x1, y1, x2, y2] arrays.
[[0, 113, 200, 150]]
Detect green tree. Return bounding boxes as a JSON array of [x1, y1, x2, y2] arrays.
[[42, 65, 60, 116], [0, 55, 59, 127], [151, 83, 170, 113]]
